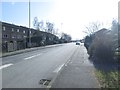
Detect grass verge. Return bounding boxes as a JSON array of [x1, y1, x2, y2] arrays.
[[95, 69, 120, 88]]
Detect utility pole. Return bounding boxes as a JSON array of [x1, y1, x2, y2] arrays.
[[28, 0, 31, 48]]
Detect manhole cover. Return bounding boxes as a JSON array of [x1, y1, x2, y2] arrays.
[[39, 79, 51, 86]]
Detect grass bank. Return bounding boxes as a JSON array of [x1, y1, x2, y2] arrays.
[[95, 70, 120, 88]]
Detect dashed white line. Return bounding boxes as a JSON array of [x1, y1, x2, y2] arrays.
[[0, 63, 13, 70], [53, 64, 64, 73], [24, 53, 42, 60]]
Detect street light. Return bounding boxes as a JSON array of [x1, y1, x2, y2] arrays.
[[28, 0, 31, 48]]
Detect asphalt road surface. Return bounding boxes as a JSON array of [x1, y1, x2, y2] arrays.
[[1, 43, 81, 88]]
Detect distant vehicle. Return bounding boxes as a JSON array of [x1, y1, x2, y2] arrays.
[[76, 42, 80, 45]]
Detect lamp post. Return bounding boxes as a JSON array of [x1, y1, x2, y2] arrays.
[[28, 0, 31, 48]]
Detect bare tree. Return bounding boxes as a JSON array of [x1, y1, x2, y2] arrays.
[[61, 33, 72, 42], [46, 22, 54, 34], [83, 21, 102, 35], [33, 17, 39, 30], [110, 19, 119, 49], [33, 17, 44, 31], [33, 17, 59, 36], [38, 20, 44, 31]]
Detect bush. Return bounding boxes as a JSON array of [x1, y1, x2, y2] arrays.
[[88, 42, 95, 57], [95, 40, 113, 60], [88, 29, 115, 63], [84, 35, 93, 50]]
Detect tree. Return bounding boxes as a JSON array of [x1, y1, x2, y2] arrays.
[[33, 17, 59, 35], [38, 20, 44, 31], [46, 22, 54, 34], [52, 28, 59, 36], [33, 17, 44, 31], [83, 21, 102, 35], [60, 33, 72, 43], [111, 19, 118, 31], [33, 17, 39, 30], [110, 19, 119, 49], [84, 19, 119, 63]]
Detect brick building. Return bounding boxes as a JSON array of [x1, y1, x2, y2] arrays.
[[1, 22, 59, 53]]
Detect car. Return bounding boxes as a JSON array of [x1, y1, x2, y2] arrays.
[[76, 42, 80, 45]]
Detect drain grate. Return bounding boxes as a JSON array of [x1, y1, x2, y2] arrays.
[[39, 79, 51, 86]]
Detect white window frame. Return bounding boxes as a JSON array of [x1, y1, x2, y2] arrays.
[[12, 28, 14, 32], [23, 30, 25, 33], [17, 29, 19, 32], [30, 30, 31, 34], [3, 26, 5, 31]]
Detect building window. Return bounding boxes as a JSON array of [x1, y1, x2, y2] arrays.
[[17, 29, 19, 32], [3, 34, 8, 38], [23, 30, 25, 33], [3, 26, 5, 31], [30, 30, 31, 34], [12, 28, 14, 32]]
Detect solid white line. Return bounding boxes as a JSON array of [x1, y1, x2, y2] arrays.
[[24, 53, 42, 60], [65, 59, 71, 66], [53, 64, 64, 73], [0, 63, 13, 70]]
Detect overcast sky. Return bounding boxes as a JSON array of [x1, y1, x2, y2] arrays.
[[1, 0, 119, 40]]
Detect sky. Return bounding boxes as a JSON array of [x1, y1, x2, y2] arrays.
[[1, 0, 119, 40]]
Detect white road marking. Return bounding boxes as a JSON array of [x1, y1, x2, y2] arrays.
[[0, 63, 13, 70], [53, 64, 64, 73], [65, 59, 71, 66], [24, 53, 42, 60], [43, 81, 47, 85], [65, 64, 67, 66]]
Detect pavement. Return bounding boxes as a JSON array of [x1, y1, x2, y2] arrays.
[[49, 44, 100, 88], [1, 44, 63, 58]]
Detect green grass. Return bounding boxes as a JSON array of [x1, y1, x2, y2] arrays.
[[115, 52, 120, 56], [95, 70, 120, 88]]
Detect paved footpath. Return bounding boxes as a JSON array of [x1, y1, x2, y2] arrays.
[[50, 45, 100, 88]]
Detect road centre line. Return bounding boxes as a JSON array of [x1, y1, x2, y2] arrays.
[[0, 63, 13, 70], [24, 53, 42, 60], [53, 64, 64, 73]]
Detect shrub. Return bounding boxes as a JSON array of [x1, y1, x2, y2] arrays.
[[88, 29, 115, 63], [84, 35, 93, 50], [88, 42, 96, 57]]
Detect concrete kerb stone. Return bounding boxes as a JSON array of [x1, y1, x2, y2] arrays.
[[1, 44, 63, 58]]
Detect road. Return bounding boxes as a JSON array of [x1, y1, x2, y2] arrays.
[[1, 43, 80, 88]]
